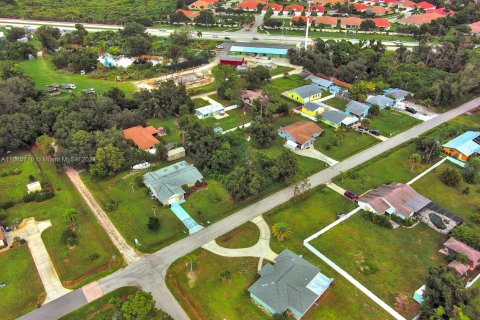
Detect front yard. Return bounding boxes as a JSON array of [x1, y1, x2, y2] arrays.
[[0, 245, 45, 320], [310, 213, 447, 318], [368, 109, 421, 136], [1, 150, 122, 288], [203, 107, 252, 131]]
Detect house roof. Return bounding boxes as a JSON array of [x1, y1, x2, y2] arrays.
[[365, 95, 394, 107], [426, 8, 454, 16], [278, 120, 323, 144], [310, 5, 325, 12], [399, 0, 417, 8], [167, 147, 186, 157], [196, 104, 225, 116], [354, 3, 369, 11], [241, 89, 267, 102], [416, 1, 436, 9], [303, 102, 325, 112], [176, 9, 200, 19], [315, 16, 339, 26], [384, 88, 411, 100], [322, 109, 348, 125], [470, 21, 480, 34], [248, 249, 332, 316], [371, 18, 391, 28], [444, 237, 480, 266], [237, 0, 262, 10], [292, 16, 314, 23], [143, 161, 204, 203], [262, 3, 283, 11], [220, 55, 244, 62], [367, 6, 389, 15], [230, 45, 288, 55], [345, 101, 370, 115], [443, 131, 480, 157], [398, 12, 443, 25], [306, 75, 333, 88], [123, 125, 159, 150], [359, 183, 431, 218], [448, 260, 470, 276], [288, 84, 323, 99], [284, 4, 305, 12], [340, 17, 363, 26], [189, 0, 214, 8]]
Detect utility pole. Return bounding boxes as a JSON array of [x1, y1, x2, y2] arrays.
[[304, 0, 311, 50]]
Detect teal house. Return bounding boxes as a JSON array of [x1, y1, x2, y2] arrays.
[[248, 249, 333, 319]]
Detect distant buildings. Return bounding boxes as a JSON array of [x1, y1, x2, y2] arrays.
[[278, 121, 323, 149], [248, 249, 333, 319], [123, 125, 160, 154], [398, 12, 444, 25], [442, 131, 480, 161]]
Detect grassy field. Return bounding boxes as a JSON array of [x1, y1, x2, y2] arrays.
[[203, 108, 252, 131], [147, 117, 181, 144], [369, 109, 421, 136], [0, 245, 46, 320], [2, 150, 122, 288], [268, 74, 306, 94], [323, 96, 348, 109], [187, 81, 216, 95], [311, 213, 447, 318], [314, 126, 379, 161], [413, 162, 480, 234], [207, 93, 239, 107], [60, 287, 139, 320], [270, 65, 295, 76], [216, 222, 260, 249], [0, 152, 43, 204], [192, 98, 210, 108], [19, 58, 135, 95]]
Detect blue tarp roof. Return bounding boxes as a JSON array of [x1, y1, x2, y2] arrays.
[[443, 131, 480, 156], [230, 45, 289, 55]]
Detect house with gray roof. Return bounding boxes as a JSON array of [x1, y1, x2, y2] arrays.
[[306, 75, 333, 91], [384, 88, 411, 102], [365, 95, 395, 109], [143, 161, 204, 205], [321, 109, 358, 129], [345, 101, 371, 118], [248, 249, 333, 319], [285, 84, 323, 104]]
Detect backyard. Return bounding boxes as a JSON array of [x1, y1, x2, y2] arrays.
[[19, 58, 135, 95], [1, 150, 122, 287], [369, 109, 421, 136], [323, 96, 348, 109], [147, 117, 181, 144], [310, 213, 447, 318], [268, 74, 306, 94], [203, 107, 252, 131], [0, 245, 46, 320]]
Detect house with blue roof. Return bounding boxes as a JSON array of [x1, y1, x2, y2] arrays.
[[442, 131, 480, 161], [365, 95, 395, 109], [248, 249, 333, 319]]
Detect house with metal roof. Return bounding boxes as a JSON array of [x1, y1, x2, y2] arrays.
[[229, 45, 289, 57], [195, 104, 225, 119], [321, 109, 358, 129], [143, 161, 204, 205], [306, 75, 333, 91], [384, 88, 411, 101], [358, 182, 431, 220], [285, 84, 323, 104], [278, 121, 323, 149], [345, 101, 371, 118], [442, 131, 480, 162], [442, 237, 480, 277], [365, 95, 395, 109], [301, 102, 326, 117], [248, 249, 333, 319]]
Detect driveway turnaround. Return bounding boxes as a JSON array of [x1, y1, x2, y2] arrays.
[[19, 97, 480, 320], [7, 218, 71, 304], [65, 168, 143, 264]]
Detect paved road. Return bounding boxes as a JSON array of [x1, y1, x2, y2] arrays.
[[19, 97, 480, 320], [0, 18, 418, 47]]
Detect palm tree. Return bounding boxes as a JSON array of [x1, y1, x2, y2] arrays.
[[186, 253, 198, 273], [272, 222, 292, 241], [361, 118, 371, 128], [409, 153, 422, 172], [64, 209, 78, 229]]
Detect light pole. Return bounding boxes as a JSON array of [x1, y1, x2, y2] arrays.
[[304, 0, 312, 50]]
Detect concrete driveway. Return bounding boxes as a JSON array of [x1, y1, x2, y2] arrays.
[[291, 146, 338, 166]]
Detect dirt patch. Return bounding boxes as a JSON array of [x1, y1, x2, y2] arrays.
[[187, 271, 197, 288], [62, 259, 122, 289], [169, 276, 206, 320]]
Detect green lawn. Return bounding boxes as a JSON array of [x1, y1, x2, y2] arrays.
[[203, 108, 252, 131], [216, 222, 260, 249], [0, 245, 46, 320], [192, 98, 209, 108], [323, 96, 348, 110], [3, 150, 122, 288], [263, 29, 416, 42], [314, 126, 379, 161], [270, 65, 295, 76], [60, 287, 138, 320], [311, 213, 447, 318], [0, 151, 43, 204], [207, 93, 239, 107], [333, 142, 431, 194], [187, 81, 217, 96], [268, 74, 306, 94], [19, 58, 135, 95], [413, 162, 480, 234], [147, 117, 181, 144], [369, 109, 421, 136]]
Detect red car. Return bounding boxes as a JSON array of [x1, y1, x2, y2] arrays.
[[344, 191, 359, 202]]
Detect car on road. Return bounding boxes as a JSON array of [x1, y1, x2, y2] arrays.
[[344, 191, 360, 201], [369, 129, 381, 136], [405, 106, 417, 114], [159, 29, 167, 32], [394, 40, 403, 46], [224, 36, 231, 40], [253, 37, 259, 40], [213, 35, 218, 38]]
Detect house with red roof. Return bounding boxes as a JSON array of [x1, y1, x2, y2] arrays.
[[398, 12, 443, 25], [354, 3, 369, 11], [284, 4, 305, 16], [278, 121, 323, 149], [340, 16, 363, 28], [175, 9, 200, 20], [237, 0, 260, 11], [262, 3, 283, 15], [398, 0, 417, 11], [292, 15, 314, 26], [310, 5, 325, 15], [315, 15, 339, 27], [123, 125, 160, 154], [426, 8, 454, 16], [442, 237, 480, 277], [367, 5, 390, 16], [189, 0, 217, 10], [371, 18, 391, 29], [470, 21, 480, 36], [416, 1, 436, 10]]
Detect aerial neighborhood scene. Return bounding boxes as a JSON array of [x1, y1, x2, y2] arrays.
[[1, 0, 480, 319]]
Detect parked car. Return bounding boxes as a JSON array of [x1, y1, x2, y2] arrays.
[[159, 29, 167, 32], [394, 40, 403, 46], [344, 191, 359, 201], [369, 129, 381, 136], [82, 88, 96, 94], [405, 107, 417, 114]]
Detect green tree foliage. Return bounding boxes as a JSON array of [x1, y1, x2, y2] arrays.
[[348, 81, 376, 101], [274, 150, 299, 182], [211, 65, 247, 100], [147, 216, 161, 230], [249, 116, 276, 148], [110, 291, 173, 320], [241, 65, 271, 90], [360, 19, 376, 31], [51, 47, 99, 73], [0, 40, 35, 60], [414, 137, 440, 163], [0, 61, 23, 80], [120, 23, 152, 55], [195, 10, 215, 26], [451, 226, 480, 251], [90, 144, 126, 178], [462, 158, 480, 184], [440, 168, 461, 188], [6, 27, 26, 42], [35, 26, 61, 52], [225, 160, 263, 201]]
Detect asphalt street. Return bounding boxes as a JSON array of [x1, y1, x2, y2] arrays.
[[18, 97, 480, 320]]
